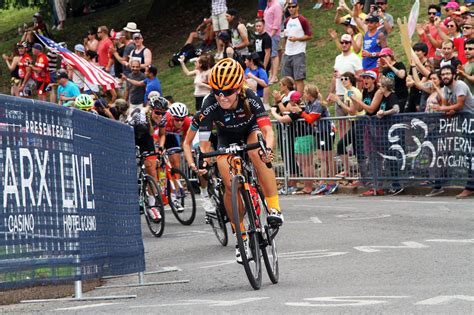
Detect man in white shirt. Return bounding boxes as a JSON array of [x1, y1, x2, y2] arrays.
[[281, 0, 312, 94]]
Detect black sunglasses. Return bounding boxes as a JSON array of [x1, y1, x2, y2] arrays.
[[213, 88, 238, 97], [174, 118, 185, 122], [428, 12, 437, 15], [153, 110, 166, 115], [288, 5, 297, 8], [340, 41, 351, 45]]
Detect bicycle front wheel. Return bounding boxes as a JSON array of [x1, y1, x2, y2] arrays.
[[257, 186, 279, 284], [208, 184, 228, 246], [167, 168, 196, 225], [143, 175, 165, 237], [231, 175, 262, 290]]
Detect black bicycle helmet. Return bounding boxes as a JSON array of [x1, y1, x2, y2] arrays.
[[150, 95, 169, 111]]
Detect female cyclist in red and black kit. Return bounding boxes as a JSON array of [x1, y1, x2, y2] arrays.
[[198, 58, 283, 259]]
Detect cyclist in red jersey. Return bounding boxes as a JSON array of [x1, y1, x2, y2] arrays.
[[29, 43, 50, 101], [16, 41, 34, 98], [153, 102, 192, 170]]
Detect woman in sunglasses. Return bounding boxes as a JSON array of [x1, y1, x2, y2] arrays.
[[153, 102, 192, 172], [199, 58, 283, 261]]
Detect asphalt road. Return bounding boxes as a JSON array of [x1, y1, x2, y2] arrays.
[[3, 195, 474, 314]]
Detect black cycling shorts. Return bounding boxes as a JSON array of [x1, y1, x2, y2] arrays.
[[164, 134, 181, 150]]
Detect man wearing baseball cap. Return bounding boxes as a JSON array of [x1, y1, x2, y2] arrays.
[[351, 70, 380, 115], [30, 43, 50, 101], [358, 14, 388, 71], [330, 33, 363, 118], [281, 0, 313, 94]]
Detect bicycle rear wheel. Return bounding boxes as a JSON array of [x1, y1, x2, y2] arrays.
[[208, 185, 228, 246], [258, 187, 279, 284], [167, 168, 196, 225], [143, 175, 165, 237], [231, 175, 262, 290]]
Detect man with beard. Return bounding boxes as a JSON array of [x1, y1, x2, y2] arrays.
[[428, 65, 473, 197]]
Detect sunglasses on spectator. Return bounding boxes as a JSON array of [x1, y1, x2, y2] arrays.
[[428, 11, 437, 15], [341, 77, 350, 81], [463, 26, 472, 30], [465, 47, 474, 50], [340, 41, 351, 45], [288, 5, 297, 8], [213, 88, 238, 97], [153, 110, 166, 115]]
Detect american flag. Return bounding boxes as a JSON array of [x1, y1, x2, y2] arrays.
[[36, 33, 118, 90]]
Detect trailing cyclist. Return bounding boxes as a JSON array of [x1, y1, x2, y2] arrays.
[[129, 94, 165, 222], [198, 58, 283, 263]]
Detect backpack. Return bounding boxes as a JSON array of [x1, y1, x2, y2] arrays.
[[168, 43, 202, 67]]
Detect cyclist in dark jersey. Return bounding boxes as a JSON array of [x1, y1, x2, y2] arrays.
[[198, 58, 283, 261]]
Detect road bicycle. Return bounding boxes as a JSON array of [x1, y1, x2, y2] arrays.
[[199, 134, 279, 290], [157, 148, 196, 225], [137, 148, 165, 237]]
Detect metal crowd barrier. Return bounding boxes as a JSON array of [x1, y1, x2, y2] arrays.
[[272, 112, 473, 193], [176, 112, 473, 194]]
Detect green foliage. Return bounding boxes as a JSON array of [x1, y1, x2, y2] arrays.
[[0, 0, 48, 10]]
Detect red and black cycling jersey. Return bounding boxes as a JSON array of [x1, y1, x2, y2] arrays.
[[198, 88, 271, 141]]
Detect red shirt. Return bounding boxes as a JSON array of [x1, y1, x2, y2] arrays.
[[97, 37, 113, 68], [18, 53, 33, 79], [453, 37, 467, 65], [32, 53, 50, 82], [153, 112, 191, 140]]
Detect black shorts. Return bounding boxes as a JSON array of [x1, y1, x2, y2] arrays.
[[216, 124, 259, 149], [136, 133, 155, 155], [164, 134, 181, 150]]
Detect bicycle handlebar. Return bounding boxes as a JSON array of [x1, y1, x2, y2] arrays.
[[198, 134, 272, 169]]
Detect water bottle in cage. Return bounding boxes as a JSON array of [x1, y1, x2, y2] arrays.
[[158, 167, 168, 204], [249, 184, 261, 215]]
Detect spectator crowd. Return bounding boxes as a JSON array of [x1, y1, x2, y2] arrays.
[[1, 0, 473, 199]]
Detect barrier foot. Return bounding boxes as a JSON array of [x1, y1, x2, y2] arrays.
[[20, 295, 137, 303], [101, 266, 181, 280], [95, 279, 190, 289]]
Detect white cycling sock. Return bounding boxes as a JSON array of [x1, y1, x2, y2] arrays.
[[200, 189, 209, 198], [148, 196, 155, 205]]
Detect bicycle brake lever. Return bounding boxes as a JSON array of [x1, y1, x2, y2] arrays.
[[257, 133, 272, 169]]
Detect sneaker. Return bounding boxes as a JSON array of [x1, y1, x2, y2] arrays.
[[202, 195, 216, 214], [388, 187, 404, 196], [146, 207, 161, 222], [235, 237, 252, 264], [267, 208, 284, 226], [360, 188, 385, 197], [325, 183, 339, 195], [311, 184, 327, 195], [173, 200, 185, 213], [278, 186, 297, 195], [425, 188, 445, 197]]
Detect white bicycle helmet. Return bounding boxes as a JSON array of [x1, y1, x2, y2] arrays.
[[148, 90, 160, 100], [169, 102, 188, 118]]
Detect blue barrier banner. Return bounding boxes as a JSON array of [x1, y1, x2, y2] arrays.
[[357, 112, 473, 187], [0, 94, 145, 289]]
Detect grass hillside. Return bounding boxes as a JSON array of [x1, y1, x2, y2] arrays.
[[0, 0, 427, 111]]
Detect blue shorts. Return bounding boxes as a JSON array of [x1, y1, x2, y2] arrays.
[[271, 35, 280, 58]]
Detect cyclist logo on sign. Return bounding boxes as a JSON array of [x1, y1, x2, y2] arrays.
[[379, 118, 436, 171]]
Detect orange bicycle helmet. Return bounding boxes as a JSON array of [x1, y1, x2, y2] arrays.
[[209, 58, 244, 91]]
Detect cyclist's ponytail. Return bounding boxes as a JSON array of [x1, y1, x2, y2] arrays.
[[239, 88, 252, 119]]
